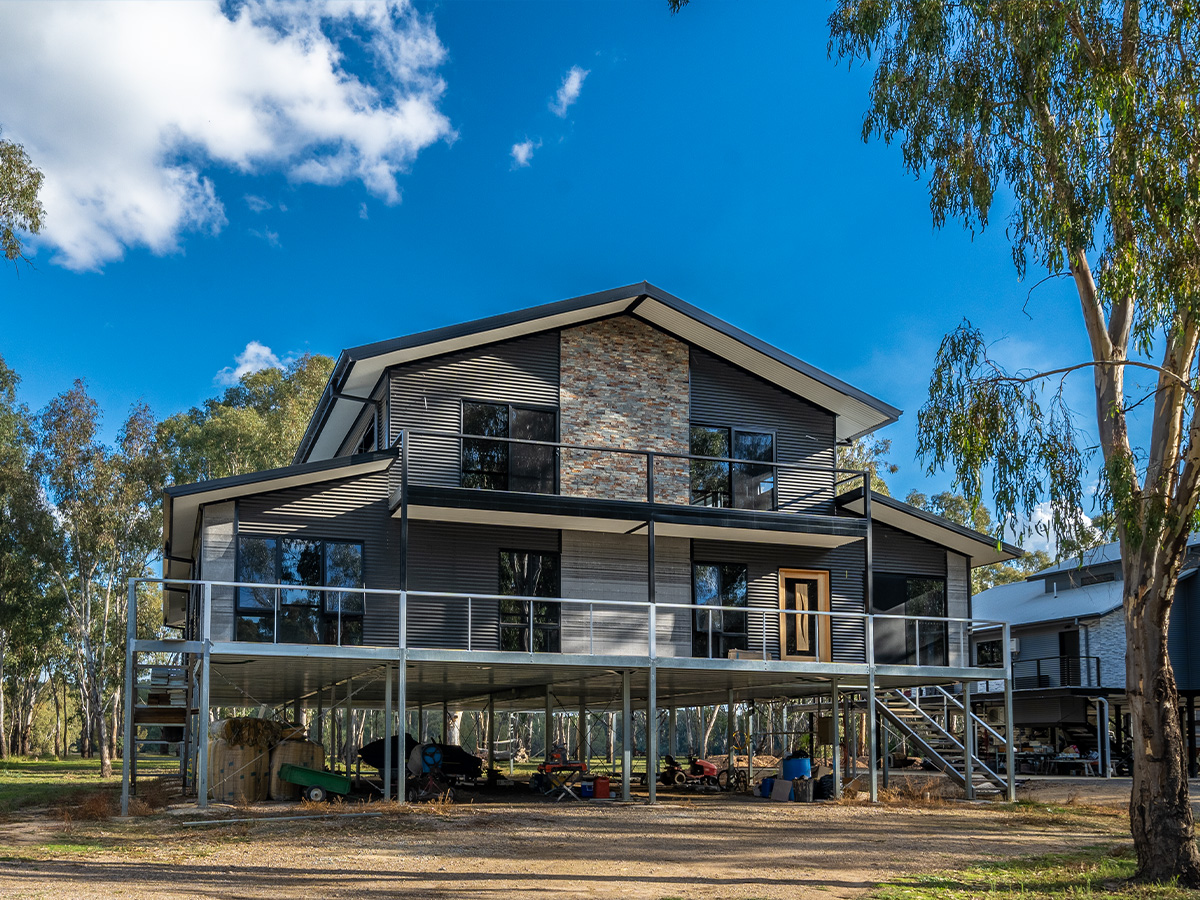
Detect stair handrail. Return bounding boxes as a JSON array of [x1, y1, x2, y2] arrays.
[[878, 692, 1006, 790], [883, 690, 964, 753], [930, 685, 1007, 747], [876, 703, 968, 789]]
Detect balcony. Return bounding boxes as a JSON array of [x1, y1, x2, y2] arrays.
[[141, 577, 1005, 675]]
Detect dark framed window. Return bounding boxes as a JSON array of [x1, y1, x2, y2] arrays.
[[976, 638, 1003, 667], [235, 536, 364, 646], [689, 425, 775, 510], [498, 550, 560, 653], [353, 414, 376, 455], [873, 574, 947, 666], [462, 401, 556, 493], [692, 562, 748, 658]]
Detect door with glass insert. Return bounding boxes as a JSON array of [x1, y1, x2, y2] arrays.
[[778, 569, 830, 661]]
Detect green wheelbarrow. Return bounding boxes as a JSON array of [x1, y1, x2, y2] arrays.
[[278, 763, 352, 802]]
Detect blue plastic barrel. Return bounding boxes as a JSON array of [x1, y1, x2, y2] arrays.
[[760, 776, 775, 798], [781, 757, 812, 781]]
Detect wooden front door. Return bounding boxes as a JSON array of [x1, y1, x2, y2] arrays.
[[778, 569, 831, 661]]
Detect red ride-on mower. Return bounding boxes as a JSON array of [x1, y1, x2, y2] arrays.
[[658, 754, 722, 788]]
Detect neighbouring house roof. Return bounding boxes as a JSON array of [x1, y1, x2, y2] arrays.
[[1030, 533, 1200, 577], [835, 488, 1023, 567], [295, 282, 903, 463], [972, 576, 1124, 630]]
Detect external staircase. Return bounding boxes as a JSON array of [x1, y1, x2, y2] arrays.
[[127, 657, 194, 797], [875, 687, 1007, 796]]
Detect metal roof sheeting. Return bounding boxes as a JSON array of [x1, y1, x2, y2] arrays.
[[972, 577, 1124, 628]]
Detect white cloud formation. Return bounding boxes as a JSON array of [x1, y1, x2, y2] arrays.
[[510, 138, 541, 169], [215, 341, 286, 386], [244, 195, 273, 214], [550, 66, 589, 117], [359, 202, 370, 220], [248, 227, 281, 248], [0, 1, 454, 271]]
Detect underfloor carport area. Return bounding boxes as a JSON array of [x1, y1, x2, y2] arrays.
[[129, 643, 1015, 812]]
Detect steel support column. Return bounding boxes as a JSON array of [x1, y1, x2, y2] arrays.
[[196, 581, 213, 809], [488, 694, 496, 777], [577, 690, 587, 764], [962, 679, 975, 800], [1002, 622, 1016, 801], [397, 655, 407, 805], [867, 616, 878, 802], [344, 677, 353, 773], [647, 665, 657, 804], [621, 670, 632, 801], [383, 663, 393, 801], [120, 579, 137, 816], [831, 678, 841, 799], [545, 686, 554, 761]]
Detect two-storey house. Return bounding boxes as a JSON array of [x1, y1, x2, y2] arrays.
[[123, 283, 1022, 811]]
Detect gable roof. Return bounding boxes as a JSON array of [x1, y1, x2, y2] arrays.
[[835, 488, 1023, 567], [295, 282, 903, 463]]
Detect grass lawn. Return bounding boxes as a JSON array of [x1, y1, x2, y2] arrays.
[[874, 845, 1194, 899], [0, 755, 179, 812]]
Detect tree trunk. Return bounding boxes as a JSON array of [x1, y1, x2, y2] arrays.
[[702, 706, 718, 757], [1126, 552, 1200, 885]]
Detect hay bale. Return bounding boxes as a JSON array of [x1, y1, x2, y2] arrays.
[[209, 737, 270, 803], [210, 717, 283, 749], [269, 740, 325, 800]]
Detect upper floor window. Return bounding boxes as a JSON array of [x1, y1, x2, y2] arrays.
[[689, 426, 775, 510], [874, 574, 946, 666], [352, 415, 376, 455], [235, 536, 364, 645], [462, 401, 556, 493]]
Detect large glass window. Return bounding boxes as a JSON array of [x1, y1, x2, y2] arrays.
[[873, 574, 947, 666], [692, 562, 749, 658], [235, 536, 364, 645], [498, 550, 560, 652], [689, 426, 775, 510], [462, 401, 556, 493]]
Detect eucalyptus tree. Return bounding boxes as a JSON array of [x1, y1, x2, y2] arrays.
[[825, 2, 1200, 883], [0, 127, 43, 268], [158, 353, 334, 484], [37, 383, 164, 777]]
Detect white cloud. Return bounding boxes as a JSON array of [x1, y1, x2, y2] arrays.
[[248, 227, 281, 248], [510, 138, 541, 169], [550, 65, 589, 117], [0, 0, 454, 271], [359, 202, 370, 220], [215, 341, 285, 385], [244, 194, 272, 214]]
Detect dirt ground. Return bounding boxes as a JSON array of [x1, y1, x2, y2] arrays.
[[0, 775, 1141, 900]]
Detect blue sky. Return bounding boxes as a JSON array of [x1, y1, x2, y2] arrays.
[[0, 0, 1095, 522]]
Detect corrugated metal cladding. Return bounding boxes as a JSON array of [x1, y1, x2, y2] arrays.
[[201, 502, 236, 641], [1012, 695, 1089, 726], [692, 538, 867, 663], [689, 348, 837, 515], [946, 552, 969, 666], [235, 471, 396, 645], [388, 332, 560, 490], [872, 523, 947, 577], [1168, 578, 1194, 690], [394, 521, 559, 650], [560, 532, 691, 657]]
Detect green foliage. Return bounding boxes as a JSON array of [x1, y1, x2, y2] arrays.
[[0, 128, 43, 266], [837, 436, 899, 496], [158, 354, 334, 484]]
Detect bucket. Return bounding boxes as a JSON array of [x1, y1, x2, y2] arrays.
[[781, 757, 811, 781], [580, 780, 594, 799], [760, 776, 775, 798], [593, 776, 610, 799]]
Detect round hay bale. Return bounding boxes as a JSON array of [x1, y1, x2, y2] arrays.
[[269, 740, 325, 800], [211, 716, 282, 749], [209, 737, 270, 803]]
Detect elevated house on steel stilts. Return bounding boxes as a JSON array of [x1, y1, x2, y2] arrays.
[[122, 282, 1022, 810]]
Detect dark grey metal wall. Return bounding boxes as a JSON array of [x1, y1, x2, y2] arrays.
[[395, 520, 559, 650], [689, 347, 837, 515], [871, 522, 948, 578], [691, 538, 867, 662], [235, 470, 397, 644], [559, 531, 691, 656], [388, 332, 560, 489]]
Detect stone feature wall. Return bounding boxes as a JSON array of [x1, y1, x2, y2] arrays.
[[559, 317, 690, 503]]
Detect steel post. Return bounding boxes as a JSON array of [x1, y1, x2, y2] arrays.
[[1002, 622, 1016, 801], [120, 579, 137, 816], [647, 664, 657, 804], [867, 615, 878, 802], [621, 670, 632, 801], [383, 663, 393, 801], [197, 581, 212, 809], [963, 679, 975, 800], [397, 654, 407, 805], [831, 678, 842, 799]]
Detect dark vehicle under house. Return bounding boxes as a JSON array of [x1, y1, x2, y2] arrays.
[[122, 282, 1022, 809]]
